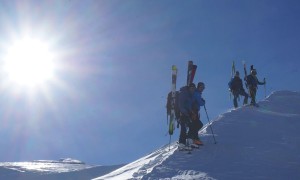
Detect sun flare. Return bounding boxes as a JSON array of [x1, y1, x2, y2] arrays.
[[3, 37, 56, 88]]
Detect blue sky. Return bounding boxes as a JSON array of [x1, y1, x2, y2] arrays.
[[0, 0, 299, 165]]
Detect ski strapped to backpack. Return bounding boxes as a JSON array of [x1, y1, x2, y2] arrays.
[[243, 61, 248, 83], [168, 65, 178, 136], [186, 60, 197, 86], [246, 64, 254, 86], [243, 61, 249, 93], [166, 65, 178, 151], [229, 61, 236, 99]]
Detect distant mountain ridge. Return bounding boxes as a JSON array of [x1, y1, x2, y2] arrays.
[[0, 158, 123, 180]]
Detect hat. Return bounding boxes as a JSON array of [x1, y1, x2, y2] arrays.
[[251, 69, 257, 75], [189, 83, 196, 88], [197, 82, 205, 88]]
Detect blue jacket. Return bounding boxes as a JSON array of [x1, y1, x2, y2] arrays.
[[178, 86, 194, 116], [193, 90, 205, 111]]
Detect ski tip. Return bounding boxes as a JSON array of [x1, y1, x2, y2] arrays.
[[172, 65, 177, 70]]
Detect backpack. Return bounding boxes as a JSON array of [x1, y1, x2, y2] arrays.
[[229, 77, 243, 91], [246, 74, 253, 86], [166, 91, 180, 119]]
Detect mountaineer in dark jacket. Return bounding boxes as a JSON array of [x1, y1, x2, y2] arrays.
[[177, 83, 196, 150], [246, 69, 266, 106], [229, 71, 249, 108]]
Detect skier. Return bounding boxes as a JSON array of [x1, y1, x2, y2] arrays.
[[177, 83, 197, 150], [246, 69, 266, 106], [191, 82, 206, 145], [229, 71, 249, 108]]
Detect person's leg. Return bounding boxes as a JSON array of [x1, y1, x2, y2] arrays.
[[233, 92, 238, 108], [253, 88, 257, 105], [193, 117, 204, 145], [179, 116, 187, 144], [249, 88, 255, 104], [240, 90, 248, 105]]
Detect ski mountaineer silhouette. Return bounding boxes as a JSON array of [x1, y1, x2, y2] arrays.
[[246, 68, 266, 106], [228, 71, 249, 108], [177, 83, 197, 150], [191, 82, 206, 145]]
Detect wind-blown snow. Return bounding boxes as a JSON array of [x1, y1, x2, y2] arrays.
[[0, 91, 300, 180], [94, 90, 300, 180], [93, 144, 178, 180]]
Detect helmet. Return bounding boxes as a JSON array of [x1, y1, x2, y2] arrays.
[[235, 71, 240, 76], [251, 69, 257, 75], [197, 82, 205, 89]]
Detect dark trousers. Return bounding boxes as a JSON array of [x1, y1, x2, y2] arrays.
[[233, 90, 249, 108], [249, 87, 257, 104], [179, 114, 191, 144], [190, 113, 203, 140], [179, 113, 203, 144]]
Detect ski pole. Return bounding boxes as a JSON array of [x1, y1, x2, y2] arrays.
[[264, 78, 266, 98], [167, 113, 169, 125], [204, 105, 217, 144], [168, 135, 172, 151]]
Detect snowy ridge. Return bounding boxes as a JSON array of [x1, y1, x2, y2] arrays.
[[0, 91, 299, 180], [94, 90, 300, 180], [93, 143, 178, 180]]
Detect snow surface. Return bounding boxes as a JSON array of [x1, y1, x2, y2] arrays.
[[94, 91, 300, 180], [1, 90, 300, 180]]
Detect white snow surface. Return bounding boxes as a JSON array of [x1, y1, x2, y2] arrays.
[[94, 91, 300, 180], [1, 90, 300, 180]]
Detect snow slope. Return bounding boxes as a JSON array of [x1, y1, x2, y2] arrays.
[[0, 91, 299, 180], [94, 91, 300, 180]]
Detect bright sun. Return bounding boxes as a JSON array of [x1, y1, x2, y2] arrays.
[[3, 37, 55, 88]]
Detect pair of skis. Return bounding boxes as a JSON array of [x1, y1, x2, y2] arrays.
[[186, 61, 198, 86], [178, 145, 199, 154], [168, 65, 177, 137]]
